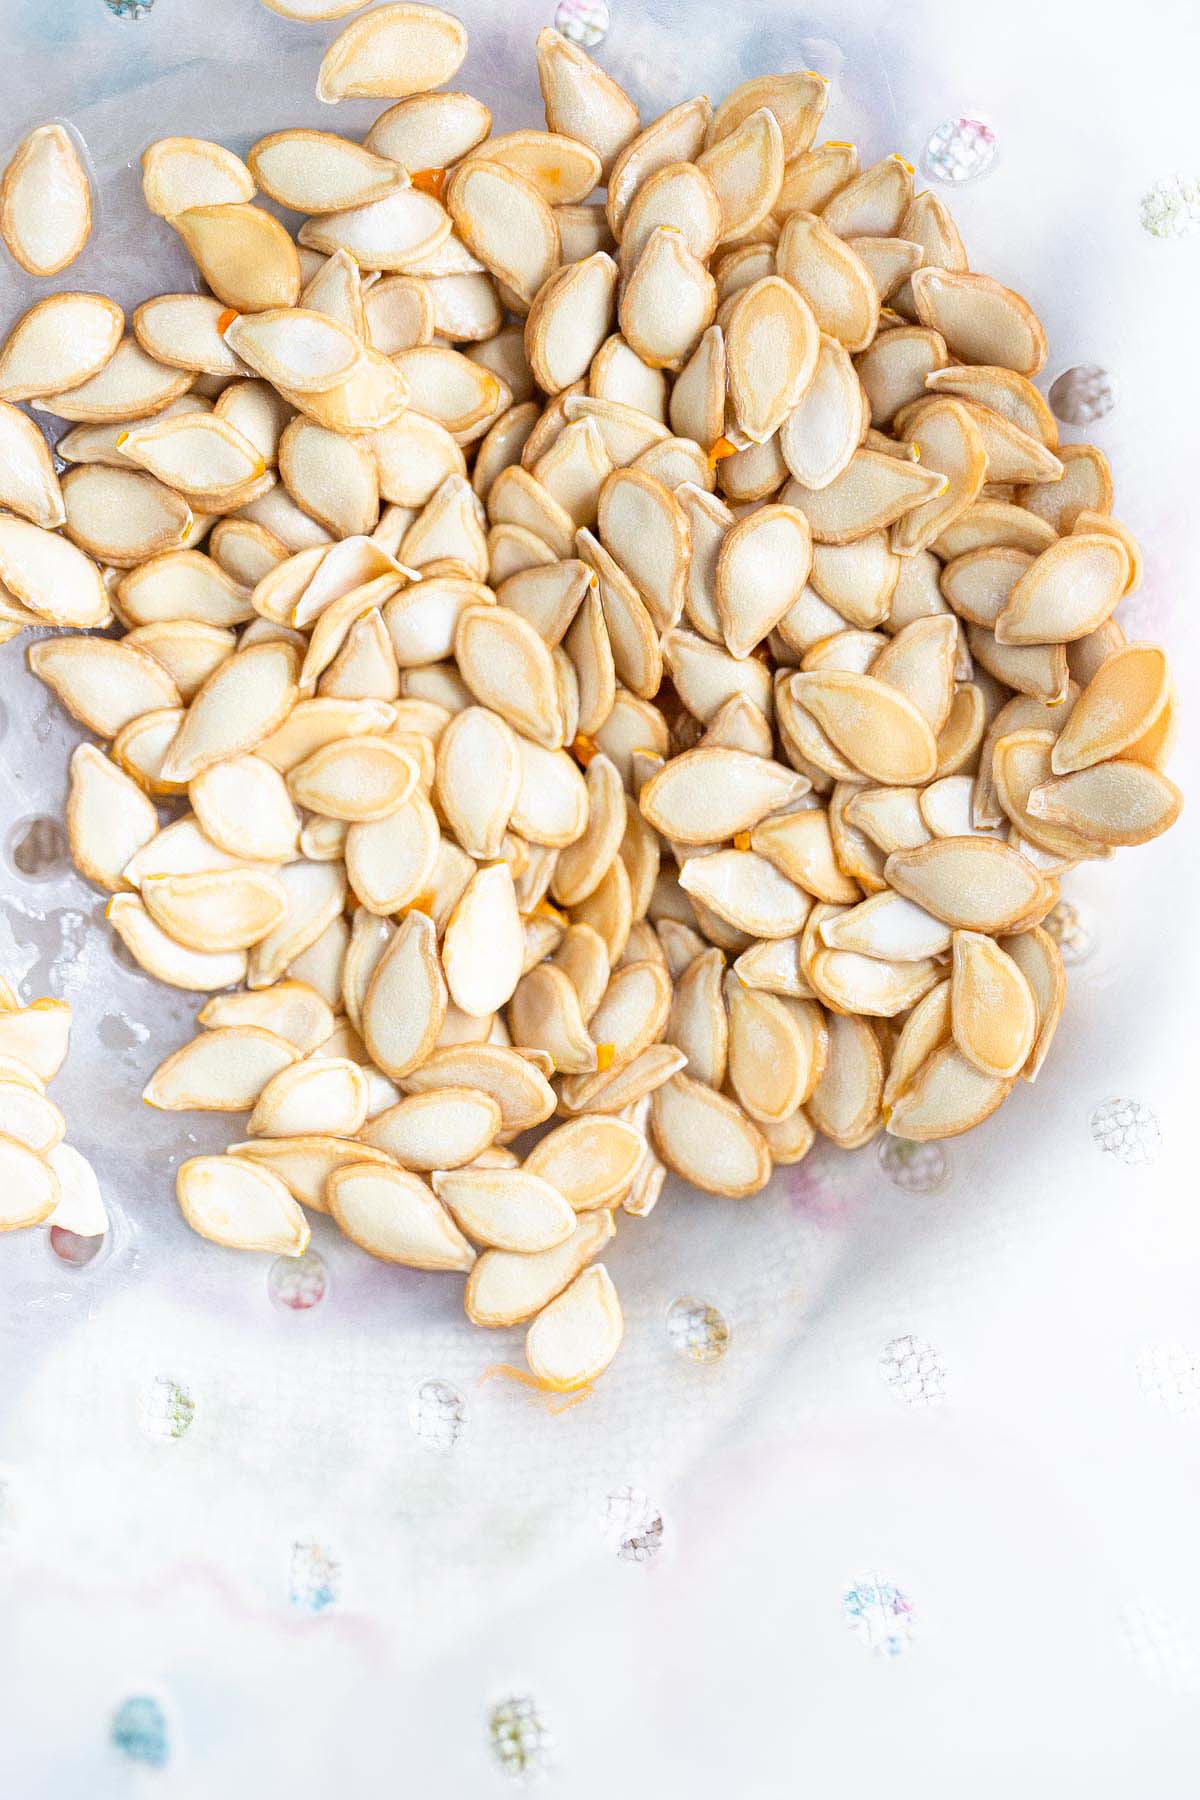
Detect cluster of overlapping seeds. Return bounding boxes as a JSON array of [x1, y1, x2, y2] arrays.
[[0, 7, 1182, 1388], [0, 975, 106, 1241]]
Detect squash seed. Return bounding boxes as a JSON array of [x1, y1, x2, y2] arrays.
[[433, 1166, 575, 1253], [173, 204, 301, 311], [327, 1160, 475, 1269], [198, 981, 334, 1056], [525, 1263, 623, 1390], [651, 1071, 770, 1196], [247, 1055, 368, 1139], [445, 159, 560, 306], [66, 743, 159, 893], [535, 27, 640, 180], [885, 837, 1044, 931], [28, 633, 180, 736], [175, 1153, 308, 1255], [0, 402, 64, 529], [356, 909, 444, 1077], [0, 1083, 64, 1157], [317, 3, 467, 103], [106, 892, 246, 990], [1, 122, 92, 276], [0, 293, 123, 404], [995, 533, 1131, 645], [948, 931, 1038, 1079], [442, 862, 525, 1018], [141, 868, 287, 952], [910, 268, 1046, 377], [885, 1040, 1011, 1142], [1027, 760, 1183, 847], [641, 745, 804, 844], [0, 515, 109, 628], [619, 225, 717, 372], [144, 1024, 298, 1112], [361, 1089, 501, 1171], [1051, 644, 1171, 774]]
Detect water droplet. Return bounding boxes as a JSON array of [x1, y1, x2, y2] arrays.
[[488, 1695, 551, 1780], [1140, 175, 1200, 240], [98, 1012, 149, 1055], [842, 1573, 915, 1656], [1043, 898, 1092, 965], [666, 1296, 729, 1362], [879, 1334, 947, 1406], [1121, 1602, 1200, 1693], [48, 1224, 105, 1267], [877, 1136, 948, 1194], [553, 0, 610, 48], [268, 1248, 327, 1311], [137, 1375, 196, 1441], [921, 117, 997, 184], [289, 1539, 340, 1613], [409, 1377, 467, 1451], [1136, 1343, 1200, 1418], [1090, 1097, 1161, 1166], [1048, 363, 1116, 426], [600, 1485, 665, 1562], [111, 1695, 169, 1767], [7, 815, 68, 880]]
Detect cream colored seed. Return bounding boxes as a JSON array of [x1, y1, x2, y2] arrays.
[[10, 26, 1180, 1382]]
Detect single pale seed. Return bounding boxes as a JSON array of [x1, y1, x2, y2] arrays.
[[0, 293, 123, 405], [948, 930, 1038, 1079], [640, 746, 805, 844], [783, 449, 944, 544], [715, 503, 813, 655], [445, 159, 560, 306], [0, 515, 109, 628], [402, 1042, 557, 1134], [288, 734, 416, 822], [66, 743, 159, 894], [697, 105, 784, 243], [1, 123, 92, 276], [1027, 760, 1183, 848], [443, 862, 525, 1018], [0, 401, 64, 528], [1052, 644, 1171, 774], [651, 1070, 771, 1196], [433, 1166, 575, 1253], [910, 268, 1046, 378], [173, 204, 301, 312], [247, 1055, 368, 1139], [28, 634, 180, 737], [144, 1025, 298, 1112], [525, 1263, 623, 1390], [345, 788, 439, 913], [198, 982, 335, 1056], [619, 226, 717, 371], [120, 412, 266, 504], [366, 91, 492, 168], [996, 533, 1131, 646], [317, 3, 467, 103], [61, 464, 192, 567], [326, 1159, 474, 1270], [787, 670, 937, 784], [107, 892, 246, 991], [806, 1010, 882, 1146], [141, 868, 287, 953], [885, 837, 1044, 931], [885, 1040, 1011, 1142], [967, 625, 1068, 705], [535, 27, 640, 181], [454, 602, 564, 747]]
